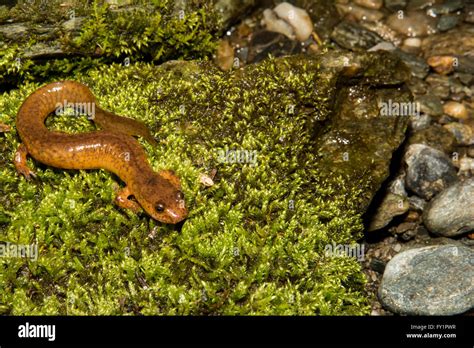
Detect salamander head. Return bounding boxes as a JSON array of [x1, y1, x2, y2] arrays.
[[135, 170, 188, 224]]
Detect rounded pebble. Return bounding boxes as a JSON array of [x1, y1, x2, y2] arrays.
[[379, 244, 474, 315], [386, 10, 437, 37], [423, 177, 474, 237], [404, 144, 458, 200]]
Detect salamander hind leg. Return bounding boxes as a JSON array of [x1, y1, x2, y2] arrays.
[[14, 143, 36, 180], [115, 186, 141, 212]]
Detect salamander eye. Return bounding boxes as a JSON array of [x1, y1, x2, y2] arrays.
[[176, 191, 184, 200], [155, 203, 165, 213]]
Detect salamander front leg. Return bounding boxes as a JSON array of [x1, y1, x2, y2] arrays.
[[115, 186, 141, 212], [14, 143, 36, 180]]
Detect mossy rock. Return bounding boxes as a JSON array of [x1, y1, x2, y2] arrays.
[[0, 50, 409, 315], [0, 0, 255, 87]]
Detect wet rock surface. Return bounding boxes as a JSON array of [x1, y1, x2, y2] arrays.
[[423, 178, 474, 237], [378, 244, 474, 315], [404, 144, 458, 200]]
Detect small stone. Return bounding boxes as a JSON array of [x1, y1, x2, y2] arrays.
[[400, 228, 418, 241], [336, 3, 384, 22], [427, 55, 456, 75], [370, 258, 387, 273], [423, 177, 474, 237], [407, 124, 457, 154], [403, 38, 421, 48], [388, 176, 407, 197], [458, 156, 474, 175], [262, 8, 295, 40], [385, 0, 407, 11], [436, 14, 460, 32], [367, 41, 396, 52], [379, 244, 474, 315], [386, 10, 437, 37], [408, 195, 427, 211], [443, 123, 474, 146], [427, 0, 464, 16], [330, 21, 383, 51], [392, 243, 402, 252], [415, 94, 443, 116], [392, 50, 429, 79], [409, 113, 431, 131], [404, 144, 458, 200], [405, 210, 420, 222], [422, 26, 474, 59], [199, 173, 215, 187], [443, 101, 469, 120], [425, 74, 451, 99], [407, 78, 428, 95], [456, 72, 474, 86], [360, 21, 403, 47], [368, 193, 409, 231], [354, 0, 383, 10], [395, 222, 418, 234], [267, 2, 314, 42]]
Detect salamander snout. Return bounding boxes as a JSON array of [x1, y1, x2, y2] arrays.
[[136, 171, 188, 224], [153, 190, 187, 224]]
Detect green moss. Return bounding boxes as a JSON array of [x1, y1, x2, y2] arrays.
[[0, 56, 372, 315], [0, 0, 218, 87], [71, 0, 217, 61]]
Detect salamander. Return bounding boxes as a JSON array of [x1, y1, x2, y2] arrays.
[[14, 81, 187, 224]]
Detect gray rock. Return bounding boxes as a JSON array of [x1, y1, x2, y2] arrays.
[[389, 176, 408, 197], [386, 10, 437, 37], [368, 193, 409, 231], [423, 178, 474, 237], [427, 0, 464, 16], [409, 113, 431, 132], [404, 144, 458, 200], [0, 22, 28, 41], [392, 49, 429, 79], [379, 244, 474, 315], [408, 195, 426, 211], [422, 26, 474, 58], [456, 72, 474, 86], [436, 14, 460, 32], [385, 0, 407, 11], [330, 21, 383, 51], [443, 123, 474, 146], [415, 94, 443, 116], [406, 124, 457, 154], [425, 74, 452, 100]]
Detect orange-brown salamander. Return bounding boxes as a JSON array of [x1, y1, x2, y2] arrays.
[[14, 81, 187, 224]]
